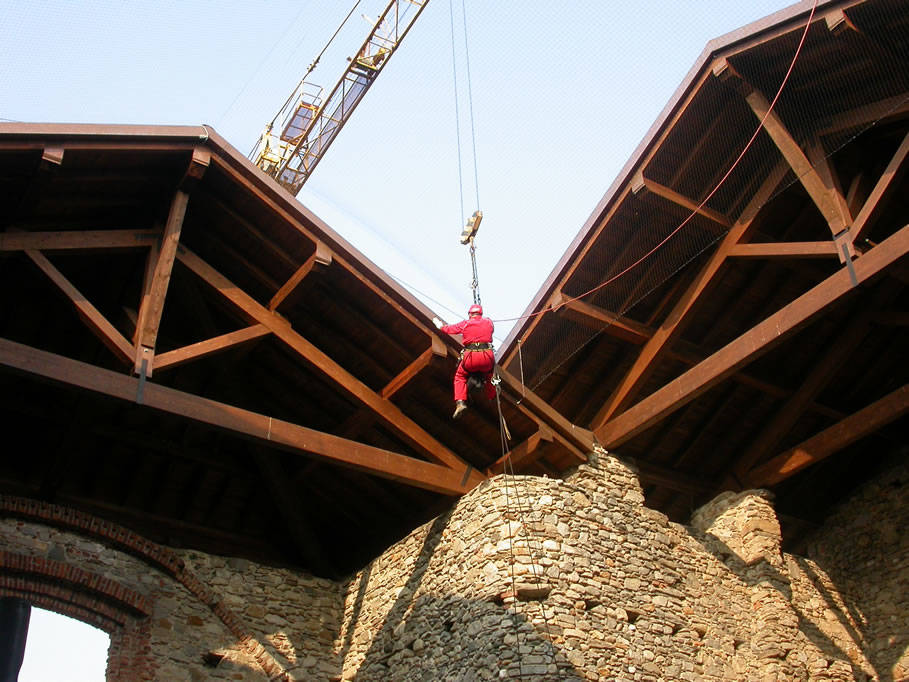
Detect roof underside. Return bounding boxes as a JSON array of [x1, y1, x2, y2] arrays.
[[1, 0, 906, 577], [0, 126, 590, 578], [500, 0, 908, 551]]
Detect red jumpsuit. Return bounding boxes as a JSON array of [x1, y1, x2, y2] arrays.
[[440, 316, 496, 402]]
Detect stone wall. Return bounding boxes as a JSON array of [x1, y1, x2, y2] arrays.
[[2, 454, 905, 681], [335, 453, 905, 681], [792, 459, 909, 681], [0, 496, 342, 681]]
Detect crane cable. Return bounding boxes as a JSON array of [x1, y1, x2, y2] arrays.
[[449, 0, 483, 306]]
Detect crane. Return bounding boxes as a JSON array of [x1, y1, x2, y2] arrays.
[[250, 0, 430, 195]]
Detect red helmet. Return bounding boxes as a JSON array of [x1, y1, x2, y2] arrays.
[[468, 304, 483, 316]]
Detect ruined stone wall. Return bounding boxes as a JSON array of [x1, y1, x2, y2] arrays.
[[2, 456, 905, 681], [0, 496, 342, 681], [790, 459, 909, 682], [336, 454, 899, 681]]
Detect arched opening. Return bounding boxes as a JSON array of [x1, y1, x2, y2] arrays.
[[19, 608, 110, 682]]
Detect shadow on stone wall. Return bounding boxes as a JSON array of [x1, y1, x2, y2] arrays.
[[343, 510, 587, 681], [693, 516, 896, 682]]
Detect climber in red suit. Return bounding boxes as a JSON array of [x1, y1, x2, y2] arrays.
[[436, 304, 496, 419]]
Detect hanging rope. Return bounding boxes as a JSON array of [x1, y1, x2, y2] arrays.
[[493, 381, 559, 677]]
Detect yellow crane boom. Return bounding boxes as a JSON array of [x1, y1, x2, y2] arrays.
[[251, 0, 430, 195]]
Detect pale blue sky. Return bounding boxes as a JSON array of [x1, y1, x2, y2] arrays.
[[2, 1, 794, 676]]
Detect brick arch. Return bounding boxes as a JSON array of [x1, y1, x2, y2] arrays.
[[0, 494, 291, 681], [0, 549, 151, 632]]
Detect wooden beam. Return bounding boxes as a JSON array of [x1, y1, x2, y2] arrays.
[[631, 173, 732, 231], [596, 224, 909, 448], [486, 425, 553, 476], [589, 163, 791, 430], [0, 229, 160, 252], [269, 241, 333, 311], [819, 93, 909, 138], [558, 296, 844, 419], [380, 335, 447, 399], [0, 338, 483, 496], [851, 131, 909, 245], [747, 384, 909, 487], [557, 295, 650, 345], [730, 301, 878, 484], [727, 242, 841, 259], [175, 246, 481, 479], [133, 148, 209, 375], [495, 364, 594, 458], [744, 87, 848, 235], [154, 325, 271, 372], [133, 190, 190, 375], [23, 248, 134, 365]]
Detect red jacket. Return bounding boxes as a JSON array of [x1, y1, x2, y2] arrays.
[[440, 316, 494, 345]]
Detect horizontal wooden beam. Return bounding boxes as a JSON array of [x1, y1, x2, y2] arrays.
[[747, 383, 909, 487], [0, 337, 482, 496], [596, 224, 909, 448], [154, 325, 271, 372], [0, 229, 160, 252], [727, 242, 840, 259]]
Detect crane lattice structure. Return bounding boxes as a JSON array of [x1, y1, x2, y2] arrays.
[[251, 0, 429, 195]]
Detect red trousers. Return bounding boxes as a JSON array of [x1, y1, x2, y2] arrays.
[[453, 349, 495, 401]]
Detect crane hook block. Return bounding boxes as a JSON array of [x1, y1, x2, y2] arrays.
[[460, 210, 483, 245]]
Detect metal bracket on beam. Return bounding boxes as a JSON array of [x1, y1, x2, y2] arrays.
[[136, 357, 148, 404]]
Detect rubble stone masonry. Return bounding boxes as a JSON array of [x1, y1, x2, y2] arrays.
[[0, 454, 905, 680]]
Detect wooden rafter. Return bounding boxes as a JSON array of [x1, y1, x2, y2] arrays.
[[745, 90, 849, 237], [269, 241, 332, 311], [714, 59, 850, 237], [0, 338, 481, 496], [850, 130, 909, 245], [631, 172, 732, 232], [819, 93, 909, 138], [0, 229, 160, 252], [495, 364, 594, 459], [381, 335, 447, 399], [596, 223, 909, 448], [589, 163, 791, 430], [23, 248, 134, 364], [133, 147, 210, 376], [559, 296, 845, 420], [154, 325, 271, 372], [746, 383, 909, 487], [727, 242, 841, 259], [175, 246, 482, 480], [729, 301, 876, 484]]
